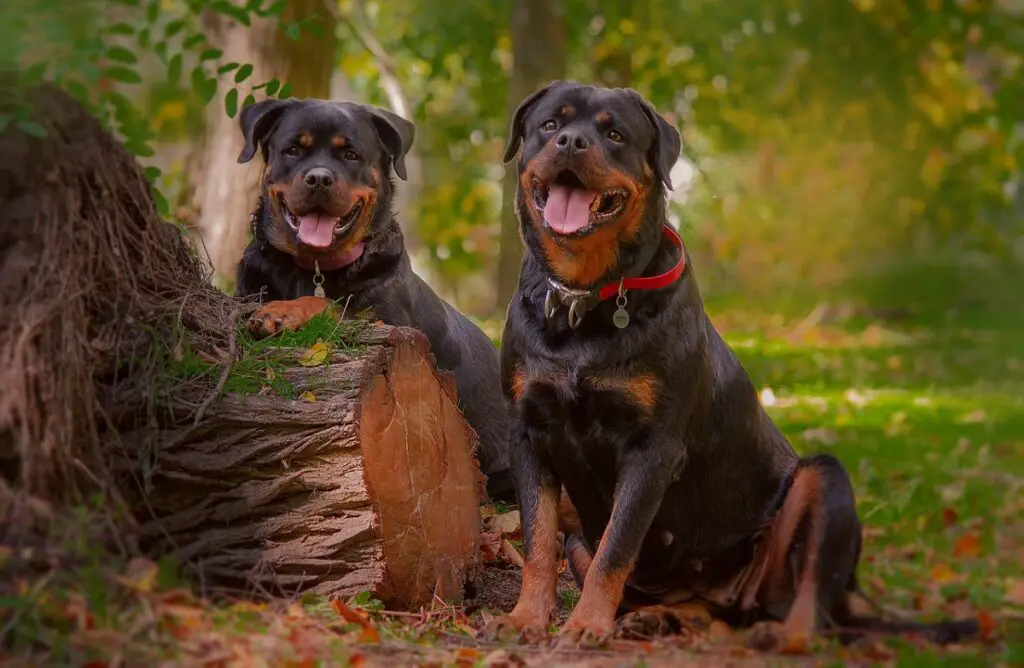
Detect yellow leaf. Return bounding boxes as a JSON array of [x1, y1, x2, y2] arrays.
[[265, 367, 276, 381], [298, 340, 329, 367], [299, 391, 316, 403], [115, 557, 159, 593]]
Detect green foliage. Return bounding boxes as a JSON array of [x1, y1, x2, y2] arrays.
[[0, 0, 311, 217]]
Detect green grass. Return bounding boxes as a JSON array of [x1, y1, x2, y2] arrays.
[[170, 306, 373, 399], [716, 304, 1023, 664]]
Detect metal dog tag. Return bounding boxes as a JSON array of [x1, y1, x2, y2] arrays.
[[612, 284, 629, 329], [313, 260, 326, 298]]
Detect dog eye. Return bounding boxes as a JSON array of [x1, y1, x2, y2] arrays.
[[607, 129, 625, 143], [284, 145, 301, 157], [343, 150, 359, 161], [540, 120, 559, 133]]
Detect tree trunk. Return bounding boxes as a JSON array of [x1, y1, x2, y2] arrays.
[[190, 0, 337, 292], [117, 324, 487, 606], [495, 0, 567, 312]]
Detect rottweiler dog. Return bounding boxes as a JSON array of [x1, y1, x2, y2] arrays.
[[485, 81, 980, 648], [233, 98, 513, 502]]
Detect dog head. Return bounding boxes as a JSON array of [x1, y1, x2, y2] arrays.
[[503, 81, 680, 288], [237, 98, 415, 264]]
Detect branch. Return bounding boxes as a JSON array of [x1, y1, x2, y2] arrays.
[[335, 0, 412, 119]]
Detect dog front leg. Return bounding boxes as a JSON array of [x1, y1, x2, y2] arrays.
[[482, 420, 561, 640], [559, 439, 681, 645], [247, 296, 336, 338]]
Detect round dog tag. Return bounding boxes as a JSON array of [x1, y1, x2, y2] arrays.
[[612, 307, 630, 329]]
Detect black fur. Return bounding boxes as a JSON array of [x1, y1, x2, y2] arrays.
[[499, 81, 978, 643]]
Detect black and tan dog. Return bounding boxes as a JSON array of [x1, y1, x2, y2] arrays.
[[485, 81, 980, 647], [233, 98, 513, 501]]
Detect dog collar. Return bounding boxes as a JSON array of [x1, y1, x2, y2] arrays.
[[543, 224, 686, 329]]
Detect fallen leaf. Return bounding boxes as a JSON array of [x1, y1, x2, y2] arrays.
[[1005, 580, 1024, 605], [298, 340, 329, 367], [330, 598, 380, 643], [115, 557, 159, 593], [479, 504, 497, 520], [952, 531, 982, 558], [941, 507, 958, 529], [931, 563, 960, 584], [299, 391, 316, 403], [265, 367, 276, 381], [977, 610, 998, 642], [500, 539, 524, 568], [480, 531, 502, 562], [487, 510, 521, 536], [959, 409, 988, 424]]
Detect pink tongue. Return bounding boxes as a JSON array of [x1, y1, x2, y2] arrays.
[[544, 185, 598, 234], [296, 213, 339, 248]]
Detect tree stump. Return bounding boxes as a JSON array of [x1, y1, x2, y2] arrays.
[[114, 322, 487, 607]]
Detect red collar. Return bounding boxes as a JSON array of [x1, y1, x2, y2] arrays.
[[594, 224, 686, 302], [542, 224, 686, 329]]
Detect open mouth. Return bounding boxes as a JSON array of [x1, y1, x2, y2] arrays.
[[281, 196, 364, 250], [531, 170, 628, 236]]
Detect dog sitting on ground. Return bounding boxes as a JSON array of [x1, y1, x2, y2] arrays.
[[484, 80, 980, 648], [233, 98, 513, 502]]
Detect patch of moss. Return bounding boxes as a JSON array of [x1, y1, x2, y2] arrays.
[[168, 303, 375, 399]]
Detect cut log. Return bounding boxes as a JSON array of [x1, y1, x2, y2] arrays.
[[114, 322, 487, 607]]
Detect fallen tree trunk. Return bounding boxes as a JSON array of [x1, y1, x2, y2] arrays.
[[0, 83, 484, 609], [116, 323, 486, 606]]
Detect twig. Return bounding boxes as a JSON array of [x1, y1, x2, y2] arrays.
[[193, 307, 242, 425], [786, 301, 829, 343]]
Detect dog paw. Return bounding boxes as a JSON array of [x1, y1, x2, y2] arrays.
[[555, 617, 614, 648], [248, 296, 333, 339], [479, 613, 549, 643], [616, 603, 711, 639]]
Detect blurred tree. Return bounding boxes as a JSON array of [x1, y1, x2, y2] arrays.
[[496, 0, 568, 309], [187, 0, 337, 291]]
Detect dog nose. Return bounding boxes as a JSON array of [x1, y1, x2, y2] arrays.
[[555, 130, 590, 154], [304, 168, 334, 189]]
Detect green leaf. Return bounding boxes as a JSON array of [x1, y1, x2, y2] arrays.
[[106, 46, 138, 64], [234, 64, 254, 83], [265, 79, 280, 96], [183, 33, 205, 49], [284, 23, 301, 40], [190, 66, 207, 92], [126, 139, 155, 158], [243, 93, 256, 108], [218, 62, 240, 74], [108, 22, 135, 35], [264, 0, 287, 16], [278, 82, 292, 99], [15, 120, 47, 138], [66, 81, 89, 102], [154, 41, 168, 61], [225, 88, 239, 118], [200, 80, 218, 105], [137, 28, 151, 49], [168, 54, 182, 84], [200, 48, 223, 61], [146, 0, 159, 24], [22, 61, 48, 84], [144, 166, 162, 181], [106, 66, 142, 84], [164, 19, 186, 39], [153, 188, 170, 217]]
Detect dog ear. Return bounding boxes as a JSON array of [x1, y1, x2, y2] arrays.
[[502, 80, 567, 164], [625, 89, 681, 191], [368, 107, 416, 181], [237, 98, 295, 164]]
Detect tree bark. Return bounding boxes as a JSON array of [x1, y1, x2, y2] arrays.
[[495, 0, 567, 312], [117, 324, 486, 606], [190, 0, 337, 291]]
